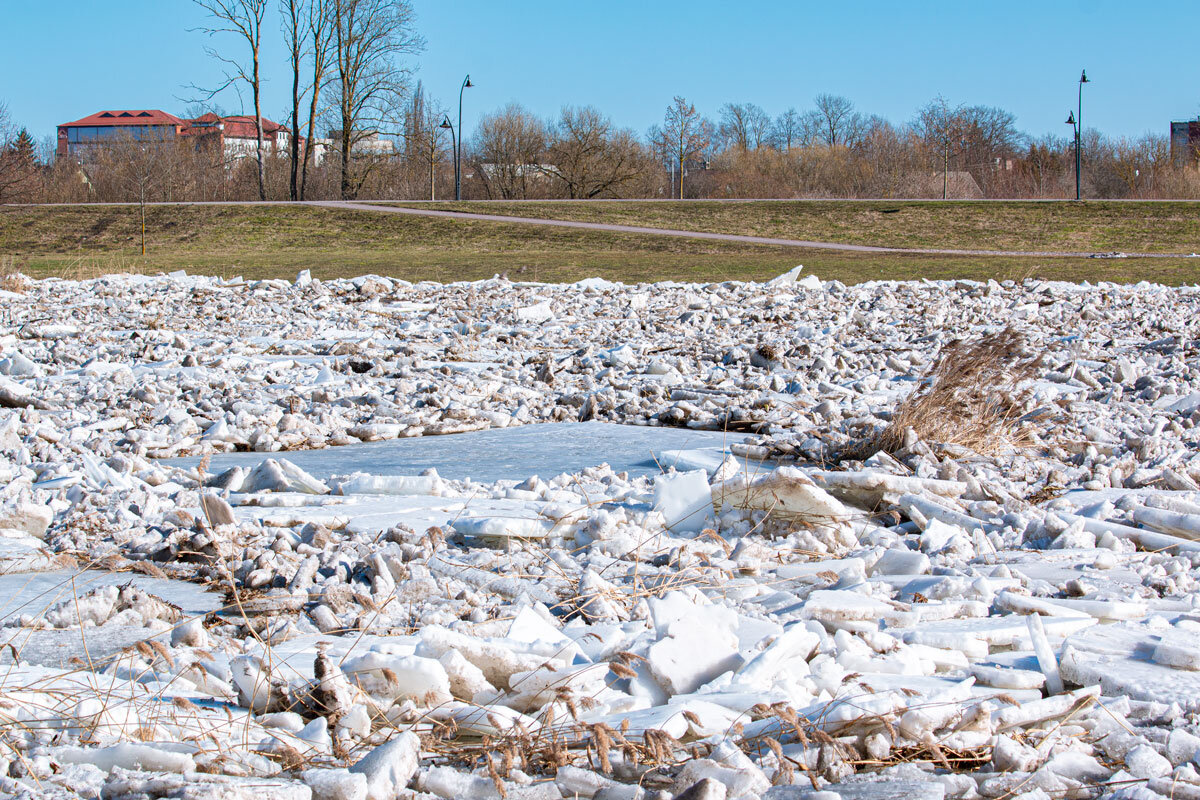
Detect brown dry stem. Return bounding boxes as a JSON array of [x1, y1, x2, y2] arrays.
[[859, 327, 1042, 458]]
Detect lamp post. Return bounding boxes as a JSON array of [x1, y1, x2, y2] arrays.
[[439, 116, 456, 202], [455, 74, 473, 201], [1067, 69, 1089, 201]]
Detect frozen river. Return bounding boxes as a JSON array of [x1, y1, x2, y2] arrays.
[[171, 421, 756, 483]]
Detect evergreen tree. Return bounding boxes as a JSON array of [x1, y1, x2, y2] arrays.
[[12, 128, 36, 166]]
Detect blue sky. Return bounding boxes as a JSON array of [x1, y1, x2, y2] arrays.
[[2, 0, 1197, 147]]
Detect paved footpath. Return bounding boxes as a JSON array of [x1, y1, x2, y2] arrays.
[[18, 200, 1199, 259], [320, 200, 1199, 260]]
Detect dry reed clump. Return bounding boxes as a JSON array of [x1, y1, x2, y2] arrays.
[[0, 257, 31, 293], [861, 328, 1042, 458]]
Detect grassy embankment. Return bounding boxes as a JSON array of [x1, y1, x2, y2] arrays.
[[2, 200, 1198, 284]]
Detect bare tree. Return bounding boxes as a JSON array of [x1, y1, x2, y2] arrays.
[[329, 0, 425, 199], [650, 96, 713, 199], [718, 103, 770, 150], [95, 133, 169, 254], [915, 96, 1023, 196], [402, 81, 449, 199], [542, 106, 646, 199], [301, 0, 334, 200], [771, 107, 802, 151], [914, 96, 963, 198], [812, 93, 858, 147], [282, 0, 307, 200], [191, 0, 269, 200], [471, 103, 547, 199]]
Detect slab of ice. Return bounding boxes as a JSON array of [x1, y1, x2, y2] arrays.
[[173, 422, 748, 484], [654, 469, 713, 534], [815, 780, 945, 800], [515, 301, 555, 324], [1061, 622, 1200, 711]]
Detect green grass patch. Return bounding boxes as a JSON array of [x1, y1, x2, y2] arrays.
[[1, 203, 1198, 286], [383, 199, 1200, 255]]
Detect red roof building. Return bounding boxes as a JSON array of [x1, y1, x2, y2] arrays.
[[57, 110, 190, 158], [198, 114, 292, 160], [57, 109, 297, 163]]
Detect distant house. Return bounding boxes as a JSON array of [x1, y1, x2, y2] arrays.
[[186, 113, 292, 162], [1170, 120, 1200, 167], [327, 130, 395, 157], [919, 170, 984, 199], [56, 110, 190, 159], [57, 109, 309, 165]]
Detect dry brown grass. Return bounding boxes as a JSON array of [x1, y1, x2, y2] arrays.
[[0, 256, 30, 293], [860, 328, 1042, 457]]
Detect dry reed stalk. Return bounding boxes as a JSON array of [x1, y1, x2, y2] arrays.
[[859, 328, 1042, 458]]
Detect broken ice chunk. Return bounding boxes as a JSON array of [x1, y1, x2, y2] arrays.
[[715, 466, 851, 523], [240, 458, 330, 494], [654, 469, 713, 534]]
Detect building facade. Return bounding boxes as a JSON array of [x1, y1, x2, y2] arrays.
[[1170, 120, 1200, 167], [188, 113, 292, 161], [56, 110, 190, 159], [57, 109, 307, 165]]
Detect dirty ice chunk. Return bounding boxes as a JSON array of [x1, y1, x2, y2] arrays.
[[515, 301, 554, 324], [802, 589, 908, 625], [452, 515, 553, 540], [970, 663, 1045, 690], [818, 780, 944, 800], [0, 502, 53, 539], [715, 466, 849, 522], [199, 492, 237, 527], [341, 652, 451, 705], [0, 352, 43, 378], [993, 685, 1100, 730], [54, 742, 195, 774]]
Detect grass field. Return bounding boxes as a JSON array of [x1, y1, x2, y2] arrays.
[[388, 199, 1200, 255], [1, 201, 1198, 285]]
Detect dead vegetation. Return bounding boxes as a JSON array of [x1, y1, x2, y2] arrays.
[[859, 328, 1042, 458], [0, 256, 29, 293]]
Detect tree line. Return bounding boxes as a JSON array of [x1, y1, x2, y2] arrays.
[[0, 0, 1196, 203]]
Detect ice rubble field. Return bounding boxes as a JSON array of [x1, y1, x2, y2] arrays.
[[3, 268, 1200, 800]]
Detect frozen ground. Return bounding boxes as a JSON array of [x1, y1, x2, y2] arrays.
[[1, 267, 1200, 799]]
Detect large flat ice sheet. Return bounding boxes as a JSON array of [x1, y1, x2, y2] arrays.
[[172, 421, 754, 483]]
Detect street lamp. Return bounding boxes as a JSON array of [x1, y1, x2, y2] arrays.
[[1068, 69, 1090, 201], [436, 116, 453, 201], [439, 117, 455, 202], [1065, 112, 1077, 199], [454, 74, 473, 201]]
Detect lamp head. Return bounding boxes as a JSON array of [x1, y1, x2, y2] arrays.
[[1065, 111, 1076, 126], [439, 117, 452, 130], [464, 75, 473, 88], [1080, 69, 1089, 84]]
